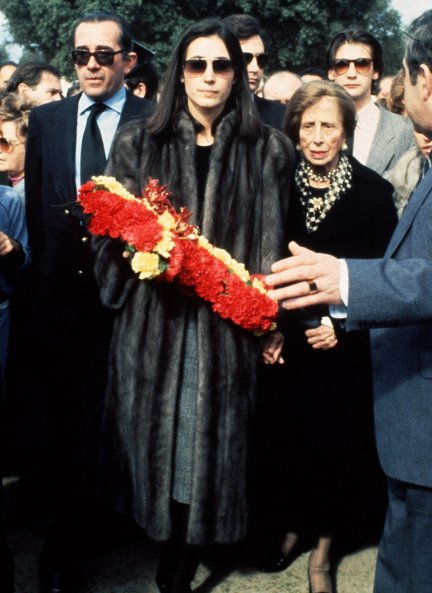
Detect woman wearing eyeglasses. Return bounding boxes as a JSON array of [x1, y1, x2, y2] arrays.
[[258, 80, 398, 592], [0, 94, 29, 204], [92, 18, 294, 593]]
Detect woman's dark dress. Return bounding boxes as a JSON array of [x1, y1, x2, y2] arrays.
[[255, 157, 398, 544]]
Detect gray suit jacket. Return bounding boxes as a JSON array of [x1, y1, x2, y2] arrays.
[[345, 169, 432, 487], [366, 106, 415, 175]]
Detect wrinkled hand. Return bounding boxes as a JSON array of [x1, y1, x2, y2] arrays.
[[261, 330, 285, 365], [0, 231, 18, 256], [305, 324, 338, 350], [266, 241, 343, 310]]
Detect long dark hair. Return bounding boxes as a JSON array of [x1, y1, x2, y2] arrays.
[[146, 18, 262, 141]]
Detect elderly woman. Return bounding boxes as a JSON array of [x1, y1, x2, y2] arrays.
[[0, 94, 29, 204], [92, 17, 293, 593], [258, 80, 398, 593]]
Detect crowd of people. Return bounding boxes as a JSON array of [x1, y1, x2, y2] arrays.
[[0, 7, 431, 593]]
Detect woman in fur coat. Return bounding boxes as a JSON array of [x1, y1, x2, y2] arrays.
[[92, 18, 294, 593]]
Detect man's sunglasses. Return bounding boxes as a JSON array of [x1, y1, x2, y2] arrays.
[[71, 49, 125, 66], [243, 52, 269, 69], [331, 58, 373, 75], [0, 138, 24, 153], [183, 59, 235, 78]]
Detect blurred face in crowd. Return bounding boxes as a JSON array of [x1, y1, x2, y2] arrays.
[[299, 96, 346, 173], [19, 71, 63, 106], [328, 42, 379, 110], [0, 120, 26, 177], [263, 72, 302, 104], [73, 20, 136, 102], [181, 35, 235, 122], [0, 64, 16, 90], [239, 34, 265, 93]]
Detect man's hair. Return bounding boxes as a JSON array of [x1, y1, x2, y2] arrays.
[[284, 80, 357, 144], [0, 60, 17, 71], [126, 61, 159, 102], [147, 17, 262, 141], [326, 30, 384, 79], [405, 10, 432, 85], [300, 67, 327, 80], [6, 61, 61, 93], [222, 14, 261, 41], [73, 10, 133, 52]]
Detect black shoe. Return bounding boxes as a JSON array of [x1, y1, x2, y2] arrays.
[[257, 539, 303, 573]]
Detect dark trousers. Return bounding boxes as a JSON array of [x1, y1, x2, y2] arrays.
[[374, 477, 432, 593]]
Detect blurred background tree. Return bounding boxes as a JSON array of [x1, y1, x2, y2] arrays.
[[0, 0, 405, 79]]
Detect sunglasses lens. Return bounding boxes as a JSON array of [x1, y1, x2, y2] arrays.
[[212, 59, 234, 76], [333, 59, 350, 75], [72, 50, 90, 65], [183, 60, 206, 76], [355, 58, 372, 73], [242, 52, 253, 66], [0, 139, 10, 152], [257, 54, 269, 69], [94, 51, 115, 66]]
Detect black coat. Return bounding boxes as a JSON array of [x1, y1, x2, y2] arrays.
[[257, 157, 398, 534], [22, 92, 154, 494], [94, 110, 294, 544], [255, 95, 287, 130]]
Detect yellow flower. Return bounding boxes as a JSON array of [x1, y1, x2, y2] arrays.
[[155, 229, 175, 258], [92, 176, 135, 201], [131, 252, 161, 279], [252, 276, 267, 294], [159, 210, 176, 230]]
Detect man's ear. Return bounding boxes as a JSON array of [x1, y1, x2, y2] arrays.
[[420, 63, 432, 100], [17, 82, 31, 96], [123, 51, 137, 75]]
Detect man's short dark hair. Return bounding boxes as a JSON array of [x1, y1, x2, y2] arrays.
[[300, 67, 327, 80], [126, 61, 159, 102], [326, 30, 384, 79], [405, 10, 432, 84], [222, 14, 261, 41], [74, 11, 133, 52], [6, 61, 61, 93]]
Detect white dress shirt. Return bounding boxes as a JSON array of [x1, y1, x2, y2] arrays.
[[353, 100, 381, 165]]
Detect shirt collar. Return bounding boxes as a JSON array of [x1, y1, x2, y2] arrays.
[[78, 86, 126, 115]]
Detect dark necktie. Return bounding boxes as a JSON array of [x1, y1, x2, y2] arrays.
[[80, 102, 107, 184]]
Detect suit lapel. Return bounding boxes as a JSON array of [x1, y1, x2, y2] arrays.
[[367, 109, 394, 174], [385, 170, 432, 256], [50, 95, 80, 202]]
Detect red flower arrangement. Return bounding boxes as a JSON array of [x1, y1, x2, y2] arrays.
[[78, 176, 278, 334]]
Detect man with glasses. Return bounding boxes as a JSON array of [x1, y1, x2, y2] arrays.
[[24, 10, 153, 593], [223, 13, 287, 129], [327, 30, 414, 175]]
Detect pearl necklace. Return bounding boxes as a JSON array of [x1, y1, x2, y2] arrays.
[[295, 154, 353, 232], [303, 162, 336, 184]]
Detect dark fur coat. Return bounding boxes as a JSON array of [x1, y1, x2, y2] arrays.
[[94, 110, 294, 544]]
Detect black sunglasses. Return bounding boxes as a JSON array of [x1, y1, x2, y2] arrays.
[[71, 49, 125, 66], [242, 52, 269, 69], [331, 58, 373, 75], [183, 59, 235, 78]]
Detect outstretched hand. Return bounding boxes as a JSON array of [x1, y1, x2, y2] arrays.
[[265, 242, 343, 310]]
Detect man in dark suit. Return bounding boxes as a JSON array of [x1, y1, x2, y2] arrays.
[[264, 10, 432, 593], [222, 13, 287, 129], [24, 10, 153, 593]]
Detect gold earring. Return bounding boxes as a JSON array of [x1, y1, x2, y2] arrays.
[[342, 142, 348, 151], [296, 144, 301, 150]]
